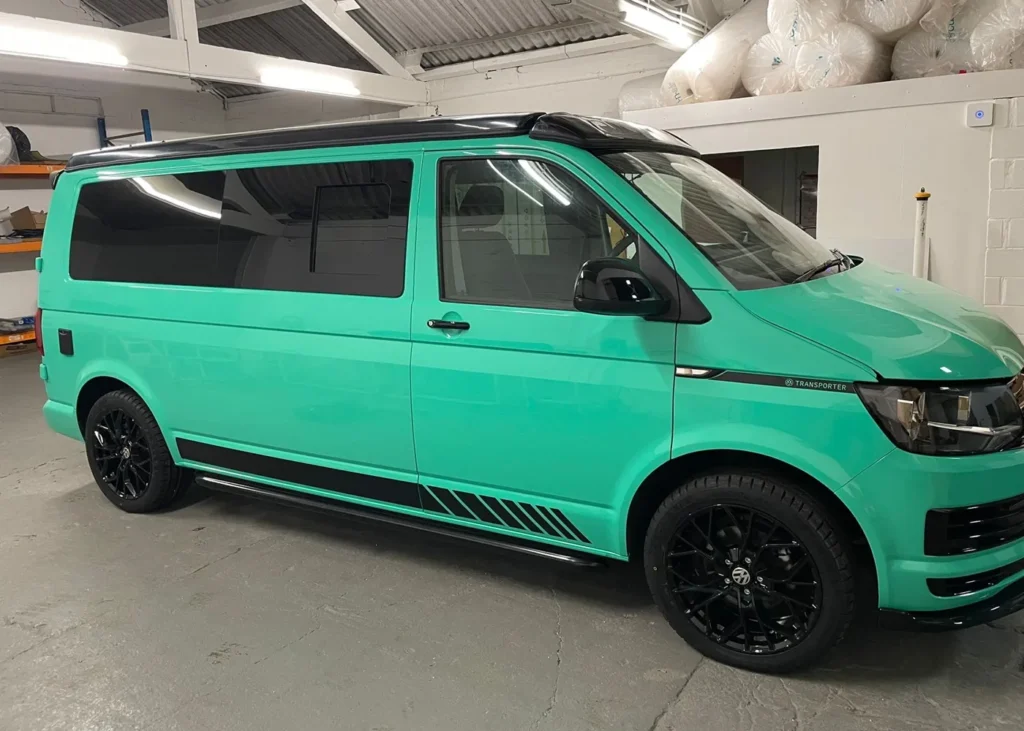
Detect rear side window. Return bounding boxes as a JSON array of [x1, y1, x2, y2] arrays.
[[69, 159, 413, 298]]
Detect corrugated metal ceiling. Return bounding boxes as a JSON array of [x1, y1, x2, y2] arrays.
[[351, 0, 618, 68], [84, 0, 239, 28], [200, 7, 376, 73], [82, 0, 621, 98]]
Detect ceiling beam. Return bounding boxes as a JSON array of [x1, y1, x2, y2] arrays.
[[0, 11, 426, 107], [166, 0, 199, 44], [190, 43, 425, 104], [299, 0, 414, 80], [122, 0, 303, 36]]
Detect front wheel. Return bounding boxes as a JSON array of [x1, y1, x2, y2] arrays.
[[84, 390, 190, 513], [644, 472, 856, 673]]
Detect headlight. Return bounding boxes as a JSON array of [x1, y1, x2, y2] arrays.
[[857, 378, 1024, 456]]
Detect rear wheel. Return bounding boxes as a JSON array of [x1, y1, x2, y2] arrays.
[[644, 472, 856, 673], [84, 390, 190, 513]]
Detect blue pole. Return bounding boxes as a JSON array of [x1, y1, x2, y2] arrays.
[[97, 117, 108, 147], [141, 109, 152, 142]]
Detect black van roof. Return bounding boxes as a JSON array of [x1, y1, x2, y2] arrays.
[[63, 112, 696, 172]]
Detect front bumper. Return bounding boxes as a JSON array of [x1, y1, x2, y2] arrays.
[[878, 574, 1024, 631], [838, 446, 1024, 614]]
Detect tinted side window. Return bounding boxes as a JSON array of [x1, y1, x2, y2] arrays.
[[70, 172, 226, 286], [70, 159, 413, 298], [439, 158, 637, 309]]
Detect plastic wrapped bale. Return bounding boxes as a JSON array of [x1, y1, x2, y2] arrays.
[[892, 28, 976, 78], [1012, 43, 1024, 67], [618, 74, 667, 116], [661, 0, 769, 104], [712, 0, 753, 17], [920, 0, 968, 34], [768, 0, 843, 46], [742, 34, 801, 95], [795, 22, 892, 90], [843, 0, 933, 42], [970, 0, 1024, 70], [0, 125, 17, 166]]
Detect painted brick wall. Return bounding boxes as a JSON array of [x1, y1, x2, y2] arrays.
[[986, 98, 1024, 335]]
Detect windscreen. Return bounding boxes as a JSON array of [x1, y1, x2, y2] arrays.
[[603, 150, 835, 290]]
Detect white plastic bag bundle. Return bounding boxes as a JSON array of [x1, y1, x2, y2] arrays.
[[742, 34, 801, 94], [970, 0, 1024, 70], [795, 22, 891, 90], [892, 28, 976, 77], [712, 0, 752, 17], [920, 0, 968, 35], [618, 74, 667, 116], [768, 0, 843, 46], [844, 0, 933, 42], [0, 125, 17, 166], [661, 0, 769, 105]]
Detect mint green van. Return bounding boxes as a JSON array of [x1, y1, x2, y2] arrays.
[[37, 113, 1024, 672]]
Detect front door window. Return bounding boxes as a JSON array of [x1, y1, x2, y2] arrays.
[[439, 158, 639, 309]]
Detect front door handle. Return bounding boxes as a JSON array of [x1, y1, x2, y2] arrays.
[[427, 319, 470, 331]]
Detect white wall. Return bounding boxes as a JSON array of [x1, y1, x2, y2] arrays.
[[630, 71, 1024, 332], [222, 40, 680, 132], [422, 43, 679, 119]]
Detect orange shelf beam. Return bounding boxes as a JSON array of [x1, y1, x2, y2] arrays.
[[0, 331, 34, 346], [0, 164, 64, 176], [0, 238, 42, 254]]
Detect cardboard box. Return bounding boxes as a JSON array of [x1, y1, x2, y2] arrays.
[[0, 342, 33, 358], [9, 207, 46, 231]]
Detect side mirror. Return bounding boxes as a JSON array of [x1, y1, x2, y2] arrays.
[[573, 257, 669, 317]]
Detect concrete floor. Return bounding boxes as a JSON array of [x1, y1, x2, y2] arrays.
[[1, 353, 1023, 731]]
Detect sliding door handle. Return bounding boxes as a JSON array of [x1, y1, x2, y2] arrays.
[[427, 319, 470, 331]]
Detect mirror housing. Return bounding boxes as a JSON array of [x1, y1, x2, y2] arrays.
[[573, 257, 669, 317]]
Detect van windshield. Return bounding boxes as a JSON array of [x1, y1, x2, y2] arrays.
[[603, 150, 837, 290]]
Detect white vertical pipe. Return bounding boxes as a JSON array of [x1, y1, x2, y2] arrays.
[[913, 188, 931, 279]]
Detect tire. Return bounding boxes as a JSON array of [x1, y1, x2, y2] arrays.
[[84, 390, 191, 513], [644, 471, 856, 673]]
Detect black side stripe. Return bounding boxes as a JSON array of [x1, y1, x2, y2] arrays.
[[456, 491, 501, 525], [177, 439, 421, 508], [537, 506, 575, 541], [420, 486, 449, 515], [503, 500, 542, 534], [431, 487, 475, 519], [482, 496, 526, 530], [177, 439, 591, 543], [520, 503, 559, 537], [551, 508, 590, 544]]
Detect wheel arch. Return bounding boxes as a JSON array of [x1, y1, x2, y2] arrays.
[[74, 364, 169, 445], [624, 449, 878, 594]]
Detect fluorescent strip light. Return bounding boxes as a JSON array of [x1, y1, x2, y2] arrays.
[[259, 68, 361, 97], [132, 177, 222, 220], [518, 160, 571, 206], [0, 25, 128, 67], [487, 161, 543, 208], [620, 2, 698, 51]]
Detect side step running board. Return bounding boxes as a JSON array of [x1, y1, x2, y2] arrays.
[[196, 474, 605, 568]]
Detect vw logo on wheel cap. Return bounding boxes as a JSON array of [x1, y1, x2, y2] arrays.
[[731, 566, 752, 586]]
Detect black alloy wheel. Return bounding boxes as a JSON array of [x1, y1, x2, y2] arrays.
[[645, 472, 856, 673], [91, 408, 152, 500], [666, 504, 822, 655], [85, 390, 191, 513]]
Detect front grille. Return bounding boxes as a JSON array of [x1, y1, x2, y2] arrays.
[[928, 556, 1024, 597], [924, 493, 1024, 556]]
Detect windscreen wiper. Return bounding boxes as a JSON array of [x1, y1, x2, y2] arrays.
[[793, 249, 851, 283]]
